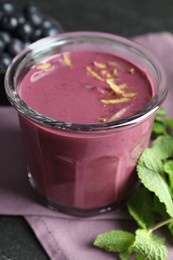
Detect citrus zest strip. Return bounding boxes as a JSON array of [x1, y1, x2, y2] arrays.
[[37, 63, 52, 70], [86, 66, 104, 81], [109, 105, 131, 121], [106, 79, 124, 94], [93, 61, 107, 69], [123, 92, 137, 98], [100, 97, 130, 104], [63, 53, 72, 67]]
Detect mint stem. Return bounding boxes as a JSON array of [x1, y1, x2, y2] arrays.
[[149, 218, 173, 232]]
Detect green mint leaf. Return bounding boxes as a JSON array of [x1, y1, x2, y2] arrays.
[[119, 250, 132, 260], [127, 186, 155, 229], [168, 221, 173, 236], [155, 107, 167, 118], [151, 135, 173, 160], [152, 121, 166, 135], [137, 146, 173, 217], [164, 160, 173, 175], [132, 229, 168, 260], [164, 160, 173, 191], [93, 230, 135, 253], [153, 195, 169, 219], [165, 118, 173, 129], [152, 108, 167, 136], [136, 253, 147, 260], [152, 108, 173, 136]]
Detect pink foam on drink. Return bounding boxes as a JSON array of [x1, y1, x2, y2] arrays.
[[18, 51, 154, 213]]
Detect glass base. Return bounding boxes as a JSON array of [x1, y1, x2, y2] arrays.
[[28, 172, 125, 217]]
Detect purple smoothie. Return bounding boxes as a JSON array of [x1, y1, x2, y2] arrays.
[[17, 51, 154, 212], [19, 51, 152, 124]]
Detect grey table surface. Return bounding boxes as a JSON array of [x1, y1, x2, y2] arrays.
[[1, 0, 173, 259]]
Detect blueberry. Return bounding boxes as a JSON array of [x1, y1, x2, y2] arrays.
[[0, 52, 12, 71], [0, 9, 4, 20], [0, 1, 16, 15], [17, 22, 34, 41], [7, 38, 24, 57], [0, 30, 11, 45], [26, 11, 44, 28], [16, 11, 26, 25], [23, 41, 31, 47], [0, 14, 18, 32], [31, 28, 43, 42], [42, 24, 61, 37], [23, 2, 40, 15], [0, 35, 5, 52], [42, 19, 53, 30]]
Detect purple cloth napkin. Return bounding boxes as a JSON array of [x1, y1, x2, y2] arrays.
[[1, 32, 173, 259]]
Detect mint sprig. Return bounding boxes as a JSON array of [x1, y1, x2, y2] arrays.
[[93, 108, 173, 260], [137, 138, 173, 217], [132, 229, 168, 260], [93, 230, 135, 254], [127, 187, 155, 229], [152, 107, 173, 137]]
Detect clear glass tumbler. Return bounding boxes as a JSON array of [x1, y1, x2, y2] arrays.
[[5, 32, 168, 217]]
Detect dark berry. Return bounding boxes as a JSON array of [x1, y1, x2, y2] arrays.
[[0, 52, 12, 71], [23, 41, 31, 47], [0, 35, 5, 52], [31, 28, 43, 42], [17, 22, 34, 41], [23, 2, 40, 15], [0, 30, 11, 45], [26, 11, 44, 28], [0, 9, 4, 20], [0, 1, 16, 15], [7, 38, 24, 57], [42, 25, 61, 37], [0, 14, 18, 32], [16, 11, 26, 25], [42, 19, 53, 30]]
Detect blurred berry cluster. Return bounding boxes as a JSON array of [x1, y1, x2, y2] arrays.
[[0, 0, 63, 72]]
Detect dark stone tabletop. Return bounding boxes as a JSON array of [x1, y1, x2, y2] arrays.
[[1, 0, 173, 259]]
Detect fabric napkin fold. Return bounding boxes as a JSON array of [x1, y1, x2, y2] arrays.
[[1, 32, 173, 259]]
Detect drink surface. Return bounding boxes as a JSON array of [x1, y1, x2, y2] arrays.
[[19, 51, 153, 124]]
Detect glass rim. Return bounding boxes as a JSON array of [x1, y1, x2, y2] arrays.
[[4, 31, 168, 132]]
